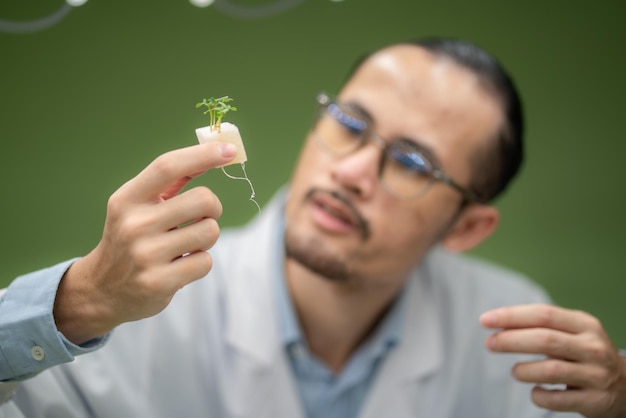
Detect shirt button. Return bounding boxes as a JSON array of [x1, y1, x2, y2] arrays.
[[31, 346, 45, 361]]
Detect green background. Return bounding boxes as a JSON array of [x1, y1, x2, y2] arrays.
[[1, 1, 624, 347]]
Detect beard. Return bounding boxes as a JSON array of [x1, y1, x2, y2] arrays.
[[284, 188, 372, 282], [284, 227, 352, 282]]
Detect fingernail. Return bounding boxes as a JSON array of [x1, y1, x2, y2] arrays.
[[219, 143, 237, 158], [480, 312, 497, 327]]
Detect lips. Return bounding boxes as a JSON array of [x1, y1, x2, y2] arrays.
[[306, 189, 370, 240]]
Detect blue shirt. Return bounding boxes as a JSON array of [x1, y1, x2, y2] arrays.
[[272, 219, 406, 418], [0, 259, 106, 382]]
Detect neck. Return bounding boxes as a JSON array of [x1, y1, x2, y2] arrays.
[[285, 259, 403, 373]]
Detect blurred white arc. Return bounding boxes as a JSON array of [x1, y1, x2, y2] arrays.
[[191, 0, 306, 19], [0, 0, 86, 34], [1, 0, 336, 34]]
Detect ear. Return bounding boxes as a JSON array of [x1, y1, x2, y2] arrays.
[[442, 204, 500, 252]]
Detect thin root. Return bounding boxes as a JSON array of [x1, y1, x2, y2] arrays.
[[221, 163, 261, 215]]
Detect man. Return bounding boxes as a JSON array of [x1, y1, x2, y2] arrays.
[[0, 38, 624, 417]]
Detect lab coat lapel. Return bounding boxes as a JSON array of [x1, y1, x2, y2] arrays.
[[360, 260, 443, 418], [222, 194, 306, 418]]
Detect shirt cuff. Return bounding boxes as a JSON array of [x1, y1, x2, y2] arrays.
[[0, 259, 109, 381]]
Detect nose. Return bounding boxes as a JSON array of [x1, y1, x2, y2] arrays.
[[329, 142, 381, 199]]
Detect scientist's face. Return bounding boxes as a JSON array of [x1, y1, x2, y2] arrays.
[[284, 45, 503, 286]]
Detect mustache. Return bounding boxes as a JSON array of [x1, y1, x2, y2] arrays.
[[305, 188, 371, 241]]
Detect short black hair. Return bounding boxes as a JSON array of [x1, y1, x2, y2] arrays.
[[343, 37, 524, 203]]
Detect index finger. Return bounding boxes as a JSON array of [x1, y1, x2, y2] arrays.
[[480, 304, 597, 334], [119, 142, 237, 203]]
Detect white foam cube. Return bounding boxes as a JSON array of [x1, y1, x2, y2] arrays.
[[195, 122, 247, 166]]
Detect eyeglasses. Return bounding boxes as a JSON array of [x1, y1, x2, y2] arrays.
[[312, 92, 480, 202]]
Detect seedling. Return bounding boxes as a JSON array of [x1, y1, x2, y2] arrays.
[[195, 96, 237, 133], [195, 96, 260, 213]]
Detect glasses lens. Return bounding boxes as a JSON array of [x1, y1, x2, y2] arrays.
[[381, 141, 434, 198], [315, 102, 367, 155]]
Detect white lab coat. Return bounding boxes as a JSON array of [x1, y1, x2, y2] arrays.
[[0, 192, 577, 417]]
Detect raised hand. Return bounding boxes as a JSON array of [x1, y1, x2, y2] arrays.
[[53, 141, 237, 345]]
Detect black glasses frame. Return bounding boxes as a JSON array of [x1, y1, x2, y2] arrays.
[[314, 92, 481, 203]]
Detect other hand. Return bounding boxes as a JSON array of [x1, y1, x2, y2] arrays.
[[481, 304, 626, 418]]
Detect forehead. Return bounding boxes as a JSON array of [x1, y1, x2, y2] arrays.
[[338, 45, 503, 171]]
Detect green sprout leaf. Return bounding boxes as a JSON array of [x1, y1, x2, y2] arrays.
[[196, 96, 237, 132]]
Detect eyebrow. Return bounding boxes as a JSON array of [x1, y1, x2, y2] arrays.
[[343, 99, 444, 169], [343, 101, 374, 122]]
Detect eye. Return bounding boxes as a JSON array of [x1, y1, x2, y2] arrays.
[[388, 146, 431, 175], [328, 103, 367, 135]]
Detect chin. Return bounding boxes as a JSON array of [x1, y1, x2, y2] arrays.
[[284, 226, 351, 282]]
